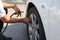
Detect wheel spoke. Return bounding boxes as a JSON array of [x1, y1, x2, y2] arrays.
[[35, 31, 40, 40], [31, 14, 36, 25], [28, 23, 33, 35], [36, 24, 39, 29]]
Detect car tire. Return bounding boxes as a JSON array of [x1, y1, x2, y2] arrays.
[[26, 7, 46, 40]]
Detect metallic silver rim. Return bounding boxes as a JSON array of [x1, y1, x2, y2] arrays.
[[28, 13, 40, 40]]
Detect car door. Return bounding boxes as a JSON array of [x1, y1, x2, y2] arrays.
[[48, 0, 60, 40]]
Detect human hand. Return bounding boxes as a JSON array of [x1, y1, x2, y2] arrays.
[[22, 18, 31, 24], [13, 6, 21, 16]]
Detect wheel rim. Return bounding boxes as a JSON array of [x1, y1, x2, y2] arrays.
[[28, 13, 40, 40]]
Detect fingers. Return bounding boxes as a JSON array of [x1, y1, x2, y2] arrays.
[[13, 6, 22, 17], [13, 6, 21, 13]]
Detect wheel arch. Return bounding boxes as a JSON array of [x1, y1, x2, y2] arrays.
[[26, 2, 46, 40]]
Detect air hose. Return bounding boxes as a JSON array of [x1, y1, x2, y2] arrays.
[[2, 11, 23, 33]]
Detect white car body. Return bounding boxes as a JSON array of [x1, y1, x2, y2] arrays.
[[25, 0, 60, 40]]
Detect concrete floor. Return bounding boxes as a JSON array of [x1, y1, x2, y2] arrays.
[[3, 23, 28, 40]]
